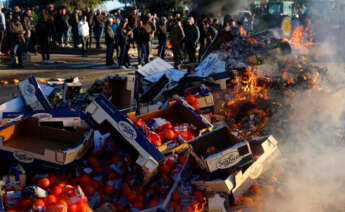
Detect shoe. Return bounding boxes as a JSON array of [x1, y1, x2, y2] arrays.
[[137, 64, 142, 68], [119, 65, 127, 69], [0, 52, 4, 56], [77, 44, 82, 48], [66, 44, 72, 48], [61, 44, 65, 47], [46, 60, 54, 64]]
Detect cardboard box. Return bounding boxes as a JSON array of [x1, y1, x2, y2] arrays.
[[197, 94, 215, 114], [189, 126, 253, 173], [110, 75, 136, 109], [0, 117, 93, 171], [0, 84, 55, 122], [86, 95, 164, 179], [2, 108, 88, 130], [18, 76, 53, 111], [192, 135, 280, 200]]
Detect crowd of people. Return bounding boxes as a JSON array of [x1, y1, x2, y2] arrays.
[[0, 4, 248, 69]]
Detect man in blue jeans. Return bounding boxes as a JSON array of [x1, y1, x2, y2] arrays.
[[9, 15, 25, 68], [134, 20, 149, 66], [157, 17, 168, 59], [105, 18, 115, 65], [94, 9, 105, 49]]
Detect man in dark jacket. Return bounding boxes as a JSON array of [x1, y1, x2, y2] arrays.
[[157, 17, 168, 59], [197, 16, 208, 60], [93, 9, 105, 49], [184, 17, 200, 63], [70, 9, 80, 48], [0, 6, 6, 55], [37, 9, 55, 63], [56, 8, 69, 47], [116, 18, 132, 68], [170, 18, 185, 69], [105, 18, 115, 66], [85, 7, 94, 48], [134, 20, 149, 66], [9, 15, 25, 68]]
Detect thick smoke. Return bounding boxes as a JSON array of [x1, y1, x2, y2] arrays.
[[191, 0, 251, 17], [258, 1, 345, 211]]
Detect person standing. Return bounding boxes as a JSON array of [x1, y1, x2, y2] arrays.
[[117, 18, 132, 68], [197, 16, 208, 61], [144, 15, 155, 59], [128, 9, 138, 48], [85, 7, 94, 48], [56, 8, 69, 47], [0, 6, 6, 55], [23, 9, 35, 56], [93, 9, 105, 49], [133, 20, 149, 66], [170, 19, 185, 69], [207, 18, 219, 47], [70, 9, 80, 48], [105, 18, 115, 66], [157, 17, 168, 59], [78, 15, 89, 57], [184, 17, 199, 63], [37, 9, 55, 63], [9, 15, 25, 68], [111, 18, 119, 62]]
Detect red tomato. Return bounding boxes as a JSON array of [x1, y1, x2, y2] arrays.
[[77, 202, 88, 212], [192, 101, 201, 110], [162, 129, 177, 140], [132, 201, 143, 210], [91, 179, 102, 189], [56, 181, 66, 188], [68, 203, 78, 212], [87, 155, 100, 168], [57, 199, 67, 206], [45, 195, 57, 205], [147, 132, 162, 147], [38, 177, 50, 189], [51, 186, 63, 196]]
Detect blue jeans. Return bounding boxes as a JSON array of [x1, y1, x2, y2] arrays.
[[24, 34, 31, 53], [61, 31, 68, 45], [158, 40, 167, 59], [119, 42, 129, 66], [137, 43, 149, 65], [94, 27, 104, 48], [11, 43, 24, 65], [106, 43, 114, 65]]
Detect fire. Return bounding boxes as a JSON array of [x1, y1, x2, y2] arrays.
[[188, 197, 207, 212], [288, 25, 314, 54]]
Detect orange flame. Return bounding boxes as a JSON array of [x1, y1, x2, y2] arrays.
[[188, 197, 207, 212], [288, 25, 314, 54]]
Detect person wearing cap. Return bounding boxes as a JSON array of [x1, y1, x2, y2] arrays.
[[157, 17, 168, 59], [0, 5, 6, 55], [105, 17, 115, 66], [9, 14, 25, 68], [78, 15, 89, 57]]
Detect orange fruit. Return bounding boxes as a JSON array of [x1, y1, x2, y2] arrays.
[[162, 129, 177, 140], [84, 185, 95, 197], [33, 199, 45, 207], [185, 95, 197, 105], [38, 177, 50, 189], [51, 186, 63, 196], [192, 102, 201, 110], [20, 199, 32, 210], [68, 203, 78, 212], [77, 202, 88, 212], [79, 174, 91, 187], [57, 199, 67, 206], [45, 194, 57, 205]]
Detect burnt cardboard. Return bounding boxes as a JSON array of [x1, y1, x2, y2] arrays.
[[18, 76, 53, 111], [189, 126, 253, 173], [0, 117, 93, 171], [192, 135, 280, 198], [197, 94, 215, 114], [86, 95, 164, 179], [110, 75, 136, 109]]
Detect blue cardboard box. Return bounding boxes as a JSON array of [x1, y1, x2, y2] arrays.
[[18, 76, 53, 111], [86, 95, 164, 179]]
